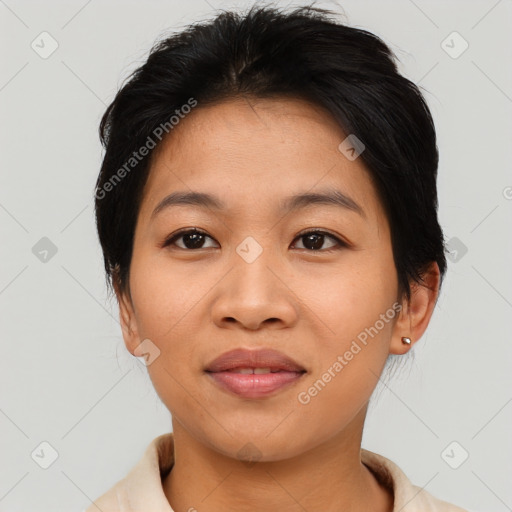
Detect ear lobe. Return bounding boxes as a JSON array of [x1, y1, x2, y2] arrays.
[[114, 281, 140, 356], [389, 262, 441, 355]]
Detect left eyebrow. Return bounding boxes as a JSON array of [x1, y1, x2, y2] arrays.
[[279, 187, 365, 218], [150, 187, 365, 220]]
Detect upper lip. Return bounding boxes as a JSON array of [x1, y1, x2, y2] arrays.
[[205, 348, 306, 373]]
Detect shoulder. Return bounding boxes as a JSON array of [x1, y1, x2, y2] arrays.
[[361, 449, 468, 512], [84, 485, 122, 512], [84, 433, 175, 512]]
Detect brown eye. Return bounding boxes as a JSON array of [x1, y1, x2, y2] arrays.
[[163, 228, 345, 252], [292, 230, 344, 251], [164, 229, 218, 250]]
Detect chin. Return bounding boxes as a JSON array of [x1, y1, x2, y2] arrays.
[[198, 427, 313, 464]]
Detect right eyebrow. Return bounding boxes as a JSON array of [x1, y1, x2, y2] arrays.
[[150, 186, 366, 221], [151, 191, 225, 220]]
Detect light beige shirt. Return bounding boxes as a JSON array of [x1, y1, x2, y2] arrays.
[[85, 433, 468, 512]]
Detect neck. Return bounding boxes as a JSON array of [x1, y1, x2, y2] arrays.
[[162, 410, 393, 512]]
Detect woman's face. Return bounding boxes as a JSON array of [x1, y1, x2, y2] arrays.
[[119, 96, 409, 461]]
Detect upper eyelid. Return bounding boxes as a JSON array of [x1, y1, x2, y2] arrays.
[[164, 228, 345, 247]]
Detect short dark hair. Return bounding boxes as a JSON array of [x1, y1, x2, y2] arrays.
[[95, 4, 447, 302]]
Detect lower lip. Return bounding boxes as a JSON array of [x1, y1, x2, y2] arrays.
[[206, 371, 305, 398]]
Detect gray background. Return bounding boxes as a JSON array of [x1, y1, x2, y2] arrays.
[[1, 0, 511, 511]]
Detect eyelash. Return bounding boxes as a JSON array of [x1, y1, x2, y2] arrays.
[[162, 228, 347, 252]]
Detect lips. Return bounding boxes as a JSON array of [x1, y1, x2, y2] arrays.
[[205, 348, 306, 373], [205, 348, 306, 399]]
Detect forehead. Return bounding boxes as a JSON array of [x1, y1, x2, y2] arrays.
[[139, 97, 382, 222]]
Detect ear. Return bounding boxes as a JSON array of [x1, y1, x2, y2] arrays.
[[390, 262, 441, 355], [114, 280, 141, 356]]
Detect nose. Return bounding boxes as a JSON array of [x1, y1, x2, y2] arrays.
[[210, 247, 299, 331]]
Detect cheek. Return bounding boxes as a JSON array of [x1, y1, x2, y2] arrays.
[[303, 246, 398, 345], [296, 245, 398, 399], [294, 272, 398, 437], [129, 249, 207, 339], [127, 252, 206, 399]]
